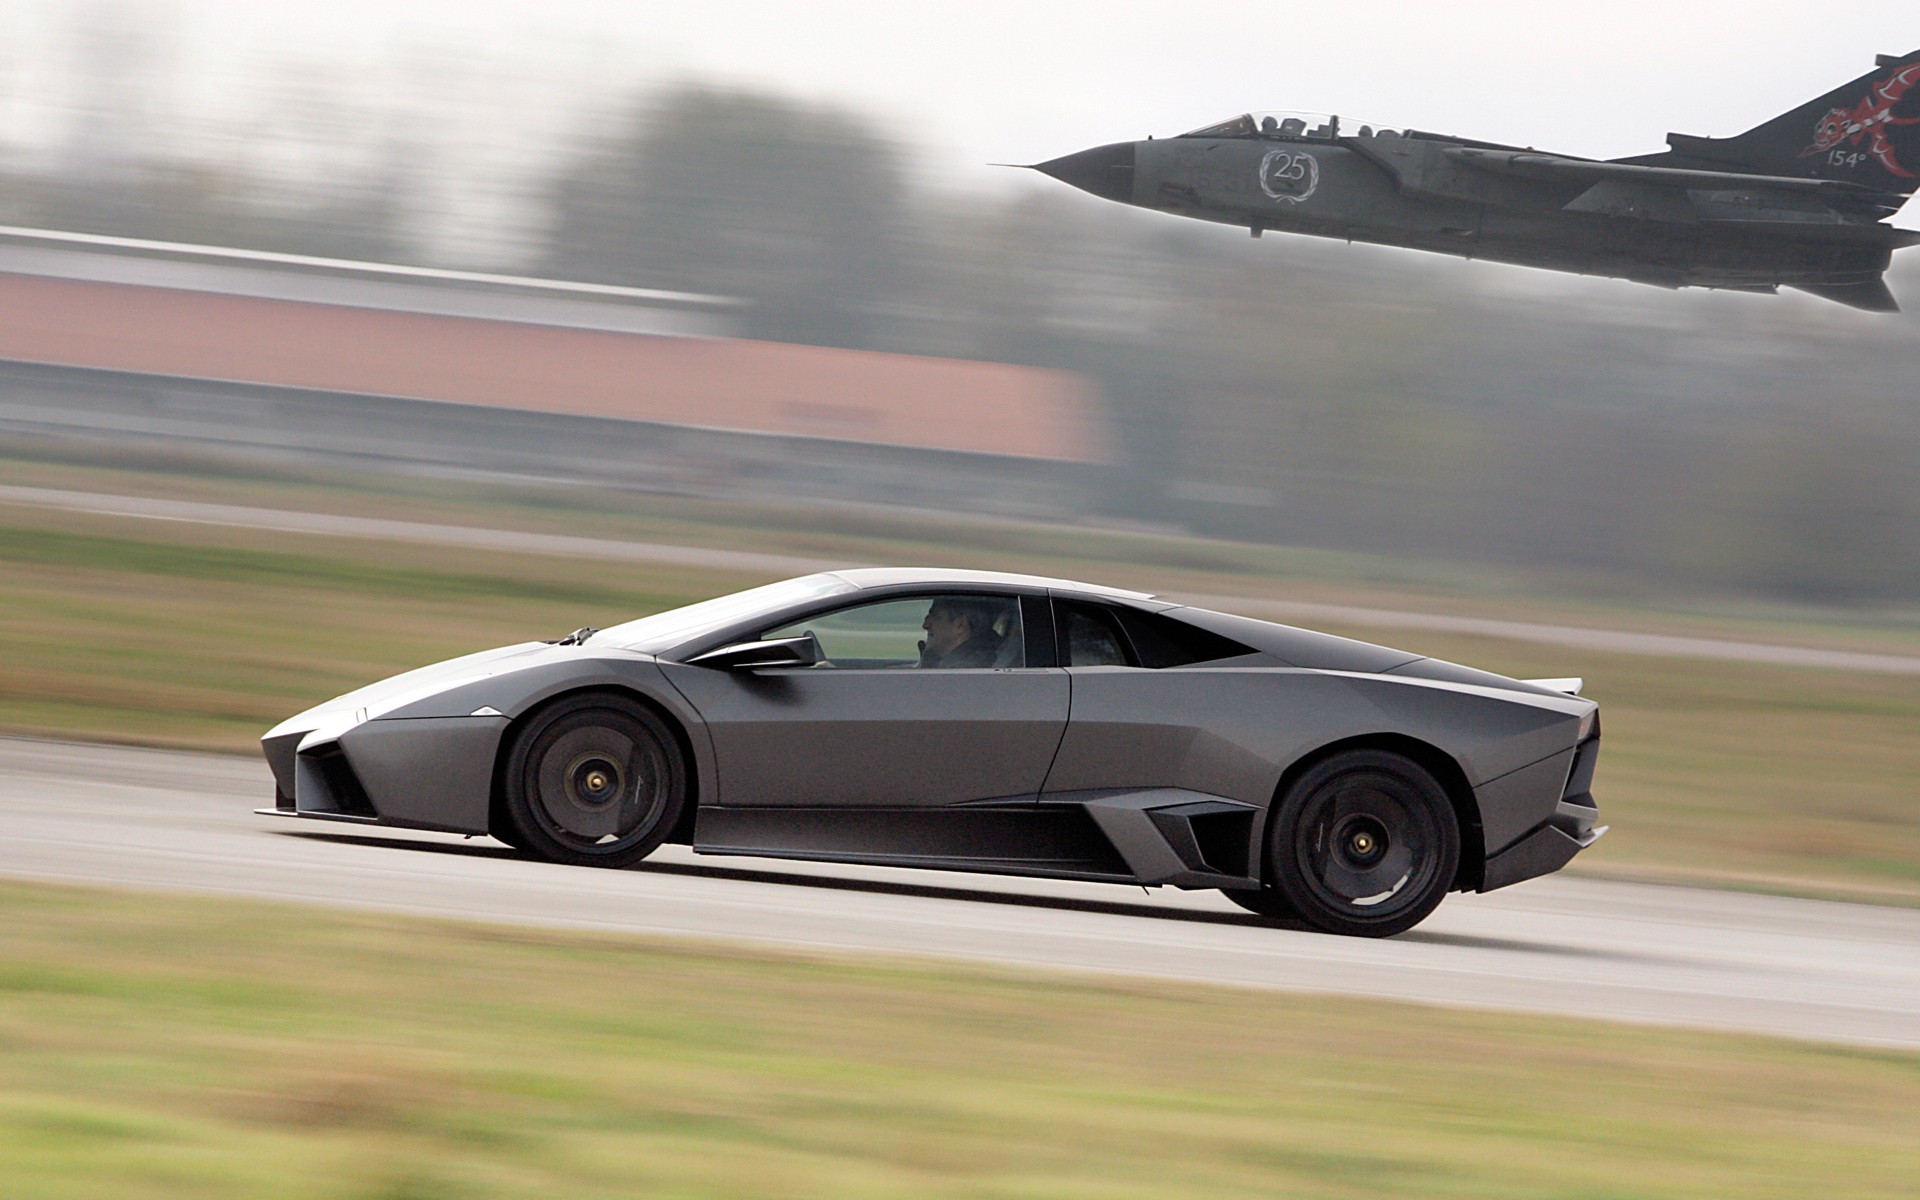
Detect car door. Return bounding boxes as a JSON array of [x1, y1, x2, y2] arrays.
[[1041, 596, 1279, 806], [661, 590, 1068, 809]]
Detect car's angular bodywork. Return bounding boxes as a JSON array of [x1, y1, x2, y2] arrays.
[[261, 568, 1603, 935]]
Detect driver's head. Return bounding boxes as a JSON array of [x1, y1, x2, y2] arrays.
[[923, 598, 992, 656]]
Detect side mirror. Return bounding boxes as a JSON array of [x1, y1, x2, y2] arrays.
[[686, 635, 823, 670]]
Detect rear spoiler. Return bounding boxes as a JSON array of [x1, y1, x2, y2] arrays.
[[1524, 677, 1584, 696]]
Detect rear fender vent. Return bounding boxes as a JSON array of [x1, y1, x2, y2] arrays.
[[1185, 806, 1257, 876], [1149, 803, 1257, 877]]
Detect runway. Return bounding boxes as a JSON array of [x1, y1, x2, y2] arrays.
[[4, 735, 1917, 1050]]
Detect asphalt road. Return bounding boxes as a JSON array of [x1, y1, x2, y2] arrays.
[[4, 736, 1917, 1050], [7, 483, 1920, 675]]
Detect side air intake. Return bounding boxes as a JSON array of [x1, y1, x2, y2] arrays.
[[294, 742, 377, 818]]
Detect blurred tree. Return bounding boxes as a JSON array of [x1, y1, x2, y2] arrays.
[[542, 85, 908, 347], [0, 6, 416, 263]]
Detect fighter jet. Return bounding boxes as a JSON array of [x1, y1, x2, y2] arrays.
[[1033, 49, 1920, 311]]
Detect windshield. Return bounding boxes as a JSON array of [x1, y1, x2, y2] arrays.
[[593, 574, 857, 651], [1178, 112, 1401, 140]]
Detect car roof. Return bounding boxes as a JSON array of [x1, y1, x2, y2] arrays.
[[829, 567, 1159, 602]]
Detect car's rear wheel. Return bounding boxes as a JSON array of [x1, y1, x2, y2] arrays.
[[1266, 749, 1459, 937], [492, 825, 530, 852], [1221, 886, 1298, 920], [501, 694, 686, 868]]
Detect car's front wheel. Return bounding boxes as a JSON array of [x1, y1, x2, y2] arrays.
[[1266, 749, 1459, 937], [501, 694, 686, 868]]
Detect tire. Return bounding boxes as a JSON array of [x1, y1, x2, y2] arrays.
[[501, 694, 687, 869], [1266, 749, 1459, 937], [492, 825, 530, 853], [1221, 887, 1298, 920]]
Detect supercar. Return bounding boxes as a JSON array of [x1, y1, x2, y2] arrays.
[[260, 568, 1604, 937]]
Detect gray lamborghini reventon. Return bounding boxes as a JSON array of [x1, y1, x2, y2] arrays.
[[261, 568, 1603, 937]]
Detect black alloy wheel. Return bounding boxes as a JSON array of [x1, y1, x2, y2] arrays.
[[1266, 749, 1459, 937], [501, 694, 686, 868]]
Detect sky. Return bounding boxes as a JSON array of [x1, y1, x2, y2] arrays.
[[5, 1, 1917, 188]]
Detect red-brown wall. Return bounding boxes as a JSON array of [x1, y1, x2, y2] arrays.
[[0, 273, 1106, 462]]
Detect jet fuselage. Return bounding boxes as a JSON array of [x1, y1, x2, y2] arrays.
[[1034, 51, 1920, 310]]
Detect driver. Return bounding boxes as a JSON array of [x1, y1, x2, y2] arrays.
[[918, 597, 1003, 669]]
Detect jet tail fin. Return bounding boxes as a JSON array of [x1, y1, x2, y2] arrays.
[[1787, 278, 1901, 312], [1661, 49, 1920, 197]]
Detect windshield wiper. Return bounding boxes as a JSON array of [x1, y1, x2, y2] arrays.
[[546, 627, 599, 646]]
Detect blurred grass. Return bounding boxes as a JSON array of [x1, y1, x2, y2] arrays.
[[0, 508, 766, 750], [3, 446, 1920, 902], [8, 439, 1920, 655], [0, 879, 1915, 1200]]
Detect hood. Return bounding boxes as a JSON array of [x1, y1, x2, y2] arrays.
[[264, 641, 551, 738]]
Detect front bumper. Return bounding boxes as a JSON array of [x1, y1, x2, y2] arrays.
[[259, 714, 510, 835]]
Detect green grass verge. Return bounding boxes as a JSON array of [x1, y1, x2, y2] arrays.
[[1, 880, 1915, 1199], [0, 509, 762, 750]]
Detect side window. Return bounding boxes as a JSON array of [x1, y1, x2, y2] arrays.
[[1055, 601, 1255, 668], [1057, 601, 1134, 667], [763, 594, 1024, 670], [1112, 608, 1254, 668]]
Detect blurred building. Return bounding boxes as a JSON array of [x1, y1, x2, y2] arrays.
[[0, 227, 1106, 512]]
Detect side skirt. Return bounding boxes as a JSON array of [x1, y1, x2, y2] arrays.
[[692, 790, 1262, 890], [252, 807, 480, 837]]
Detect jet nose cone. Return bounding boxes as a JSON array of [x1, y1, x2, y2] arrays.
[[1034, 141, 1137, 205]]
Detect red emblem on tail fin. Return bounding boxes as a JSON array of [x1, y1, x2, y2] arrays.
[[1801, 60, 1920, 177]]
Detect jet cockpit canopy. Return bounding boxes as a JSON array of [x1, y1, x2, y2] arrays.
[[1178, 112, 1401, 141]]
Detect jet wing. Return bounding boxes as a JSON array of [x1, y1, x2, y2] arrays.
[[1443, 147, 1892, 198], [1444, 146, 1912, 227]]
